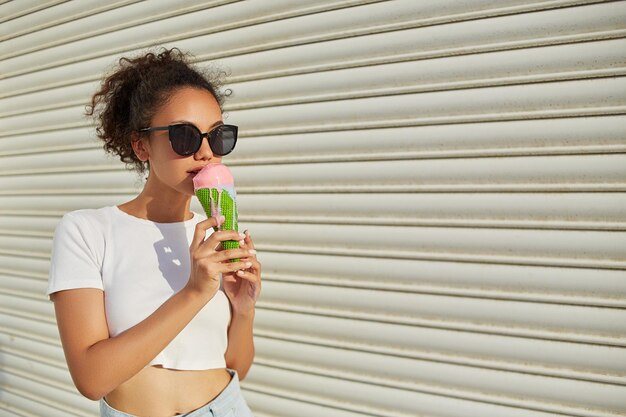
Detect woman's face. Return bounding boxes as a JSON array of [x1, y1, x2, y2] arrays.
[[139, 86, 224, 196]]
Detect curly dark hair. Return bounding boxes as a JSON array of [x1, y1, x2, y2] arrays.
[[85, 46, 230, 180]]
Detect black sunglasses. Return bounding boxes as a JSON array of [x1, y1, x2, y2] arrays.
[[137, 123, 238, 156]]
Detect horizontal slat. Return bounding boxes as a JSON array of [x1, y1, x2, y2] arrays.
[[253, 338, 626, 415], [1, 192, 625, 231], [250, 221, 626, 270], [4, 239, 626, 308], [0, 148, 118, 174], [4, 77, 626, 137], [7, 187, 626, 225], [8, 0, 604, 57], [1, 294, 64, 318], [233, 154, 626, 193], [0, 83, 97, 118], [0, 197, 137, 218], [0, 254, 52, 278], [0, 0, 217, 47], [3, 290, 618, 415], [242, 388, 364, 417], [0, 171, 131, 194], [2, 212, 626, 267], [4, 37, 626, 119], [225, 77, 626, 133], [1, 1, 624, 97], [0, 348, 74, 393], [260, 280, 626, 336], [222, 39, 626, 109], [254, 332, 624, 388], [258, 302, 626, 347], [0, 401, 35, 417], [8, 277, 625, 340], [259, 253, 626, 306], [0, 0, 136, 42], [216, 1, 626, 82], [0, 0, 65, 25], [0, 152, 624, 193], [0, 389, 90, 417], [238, 193, 626, 230], [2, 225, 626, 303], [1, 267, 626, 378], [7, 302, 626, 387], [0, 132, 172, 171], [0, 274, 44, 295], [0, 369, 93, 417], [3, 116, 626, 164], [4, 242, 626, 310], [0, 329, 65, 364], [0, 215, 69, 235], [0, 310, 58, 341], [255, 309, 626, 384], [0, 0, 377, 78], [227, 115, 626, 165], [244, 362, 618, 417]]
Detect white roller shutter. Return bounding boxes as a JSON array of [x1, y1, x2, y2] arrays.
[[1, 1, 625, 416]]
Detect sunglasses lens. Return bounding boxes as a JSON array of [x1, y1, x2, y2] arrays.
[[169, 124, 237, 156], [209, 125, 237, 156], [170, 124, 201, 156]]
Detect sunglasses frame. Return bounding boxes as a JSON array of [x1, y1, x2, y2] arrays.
[[137, 123, 238, 156]]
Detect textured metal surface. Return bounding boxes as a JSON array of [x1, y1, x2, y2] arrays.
[[0, 1, 625, 416]]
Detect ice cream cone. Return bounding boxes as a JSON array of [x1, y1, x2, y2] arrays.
[[193, 164, 239, 262]]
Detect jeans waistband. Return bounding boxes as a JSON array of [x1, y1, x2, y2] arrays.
[[185, 368, 240, 417]]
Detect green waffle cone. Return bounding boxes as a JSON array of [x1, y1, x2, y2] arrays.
[[195, 187, 239, 262]]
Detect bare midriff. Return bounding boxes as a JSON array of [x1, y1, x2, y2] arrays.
[[103, 365, 232, 417]]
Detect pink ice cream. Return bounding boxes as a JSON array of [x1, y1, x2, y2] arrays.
[[193, 163, 234, 191], [193, 163, 237, 221]]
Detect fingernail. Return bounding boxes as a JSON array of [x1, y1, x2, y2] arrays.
[[239, 239, 245, 245], [245, 262, 252, 267], [248, 249, 257, 254], [239, 232, 245, 238], [219, 215, 225, 222]]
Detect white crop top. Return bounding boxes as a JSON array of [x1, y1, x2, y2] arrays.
[[46, 205, 231, 370]]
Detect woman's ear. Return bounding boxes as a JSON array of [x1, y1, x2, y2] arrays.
[[131, 132, 150, 162]]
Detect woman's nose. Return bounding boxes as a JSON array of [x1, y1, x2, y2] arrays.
[[194, 135, 214, 159]]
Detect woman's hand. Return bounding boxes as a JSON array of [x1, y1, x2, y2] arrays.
[[186, 216, 254, 301], [222, 229, 262, 316]]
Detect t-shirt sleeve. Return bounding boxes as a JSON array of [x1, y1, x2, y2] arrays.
[[46, 212, 104, 301]]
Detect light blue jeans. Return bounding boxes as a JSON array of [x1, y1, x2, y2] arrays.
[[99, 368, 254, 417]]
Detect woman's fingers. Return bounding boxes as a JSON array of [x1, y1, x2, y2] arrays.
[[235, 269, 261, 283], [214, 248, 256, 263], [243, 230, 255, 250], [225, 263, 258, 281], [241, 232, 260, 269], [250, 257, 261, 271], [238, 253, 260, 271], [190, 217, 222, 253], [198, 229, 245, 255]]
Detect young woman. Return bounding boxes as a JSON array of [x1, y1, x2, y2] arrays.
[[46, 47, 261, 417]]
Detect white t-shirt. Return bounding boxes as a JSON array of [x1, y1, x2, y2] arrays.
[[46, 205, 231, 370]]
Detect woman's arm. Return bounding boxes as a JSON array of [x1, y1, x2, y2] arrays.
[[52, 286, 211, 401], [224, 311, 255, 380]]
